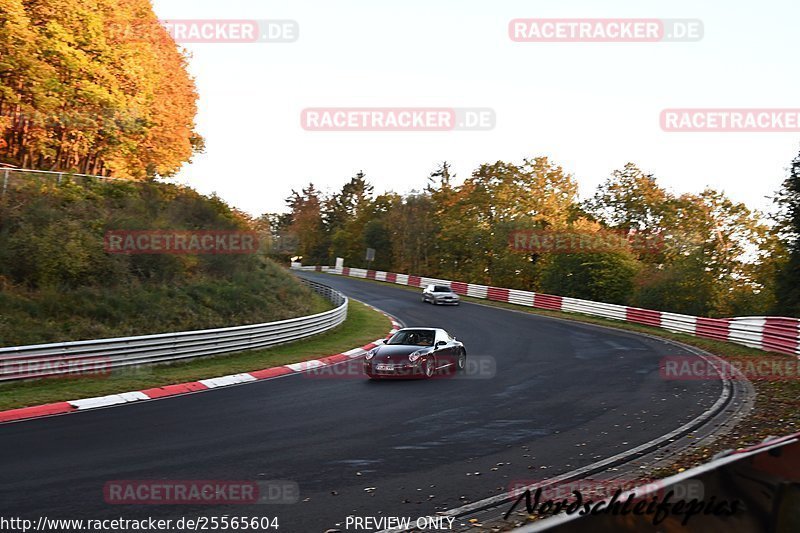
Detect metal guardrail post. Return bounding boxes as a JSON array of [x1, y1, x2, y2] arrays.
[[2, 169, 8, 197]]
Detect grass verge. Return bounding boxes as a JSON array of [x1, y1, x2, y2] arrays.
[[316, 272, 800, 472], [0, 298, 390, 411], [0, 265, 333, 347]]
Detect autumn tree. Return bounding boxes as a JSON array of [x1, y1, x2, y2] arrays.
[[283, 184, 327, 264], [539, 251, 641, 305], [276, 155, 780, 317], [324, 171, 374, 264], [587, 163, 672, 231], [436, 156, 578, 285], [387, 191, 437, 274], [629, 189, 769, 316], [361, 192, 396, 271], [0, 0, 203, 178]]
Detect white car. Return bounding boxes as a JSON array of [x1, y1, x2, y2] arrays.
[[421, 284, 460, 305]]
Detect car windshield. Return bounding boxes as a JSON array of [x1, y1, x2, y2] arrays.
[[434, 286, 451, 292], [386, 330, 435, 346]]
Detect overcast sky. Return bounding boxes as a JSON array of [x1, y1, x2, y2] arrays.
[[151, 0, 800, 217]]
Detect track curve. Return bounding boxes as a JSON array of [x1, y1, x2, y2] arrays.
[[0, 272, 724, 532]]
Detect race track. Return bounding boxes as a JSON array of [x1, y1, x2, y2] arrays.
[[0, 272, 722, 532]]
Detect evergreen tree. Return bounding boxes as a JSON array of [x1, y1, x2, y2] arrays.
[[773, 151, 800, 315]]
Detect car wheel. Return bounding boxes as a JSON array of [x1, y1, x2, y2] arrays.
[[456, 350, 466, 371], [423, 357, 435, 378]]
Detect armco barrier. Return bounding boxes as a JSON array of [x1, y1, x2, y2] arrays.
[[1, 167, 124, 198], [294, 265, 800, 357], [0, 279, 347, 382]]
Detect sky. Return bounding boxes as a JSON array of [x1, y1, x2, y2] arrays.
[[151, 0, 800, 217]]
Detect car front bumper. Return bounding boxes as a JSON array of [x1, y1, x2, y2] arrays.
[[364, 360, 424, 378]]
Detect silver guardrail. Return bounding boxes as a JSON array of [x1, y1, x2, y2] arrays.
[[0, 279, 347, 381], [1, 167, 124, 196]]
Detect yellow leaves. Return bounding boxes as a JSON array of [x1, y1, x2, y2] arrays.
[[0, 0, 202, 179]]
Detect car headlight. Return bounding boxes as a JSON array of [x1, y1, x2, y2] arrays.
[[408, 350, 423, 362], [366, 348, 378, 360]]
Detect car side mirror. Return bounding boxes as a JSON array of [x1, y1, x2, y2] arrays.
[[435, 341, 447, 348]]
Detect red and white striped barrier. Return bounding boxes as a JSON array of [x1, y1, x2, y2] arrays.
[[298, 265, 800, 358]]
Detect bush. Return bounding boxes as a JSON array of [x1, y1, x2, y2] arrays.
[[539, 251, 640, 305], [0, 176, 326, 346]]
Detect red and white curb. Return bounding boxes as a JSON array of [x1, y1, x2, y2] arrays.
[[0, 310, 403, 425]]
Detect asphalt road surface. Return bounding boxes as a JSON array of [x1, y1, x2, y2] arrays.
[[0, 272, 721, 532]]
